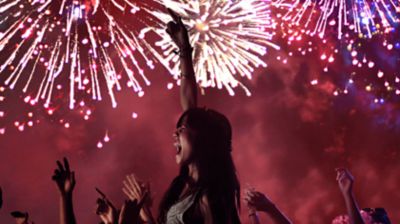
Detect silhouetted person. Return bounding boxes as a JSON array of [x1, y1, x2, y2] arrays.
[[360, 208, 391, 224], [123, 8, 241, 224], [334, 169, 392, 224], [244, 188, 292, 224], [336, 168, 364, 224]]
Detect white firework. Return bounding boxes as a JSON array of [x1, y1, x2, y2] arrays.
[[274, 0, 400, 39], [0, 0, 154, 108], [140, 0, 280, 96]]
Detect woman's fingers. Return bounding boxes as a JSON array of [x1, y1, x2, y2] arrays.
[[56, 160, 64, 172], [95, 188, 107, 199], [122, 186, 136, 200], [63, 157, 70, 173], [127, 174, 142, 195], [123, 181, 138, 199], [125, 175, 137, 191], [167, 8, 180, 22], [130, 174, 142, 193]]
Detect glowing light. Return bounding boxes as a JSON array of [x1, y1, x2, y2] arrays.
[[104, 131, 110, 142], [0, 0, 155, 108], [274, 0, 400, 39], [141, 0, 280, 96], [311, 79, 319, 85]]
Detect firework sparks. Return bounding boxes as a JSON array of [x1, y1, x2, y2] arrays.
[[274, 0, 400, 39], [140, 0, 280, 96], [0, 0, 155, 109]]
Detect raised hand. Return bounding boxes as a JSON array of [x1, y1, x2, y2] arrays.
[[122, 174, 151, 205], [166, 8, 197, 110], [122, 174, 154, 223], [52, 158, 76, 196], [336, 168, 354, 196], [166, 8, 190, 49], [244, 188, 292, 224], [11, 211, 32, 224], [118, 196, 146, 224], [244, 189, 274, 212], [95, 188, 118, 224], [52, 157, 77, 224], [336, 168, 364, 224]]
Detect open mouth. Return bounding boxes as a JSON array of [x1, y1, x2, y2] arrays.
[[174, 142, 182, 154], [176, 145, 182, 154]]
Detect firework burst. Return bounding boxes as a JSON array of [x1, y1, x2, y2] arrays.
[[0, 0, 155, 108], [140, 0, 280, 96], [274, 0, 400, 39]]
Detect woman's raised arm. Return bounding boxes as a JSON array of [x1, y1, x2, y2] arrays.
[[165, 8, 197, 111]]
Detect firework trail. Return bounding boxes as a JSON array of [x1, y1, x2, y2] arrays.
[[140, 0, 280, 96], [274, 0, 400, 39], [0, 0, 155, 108]]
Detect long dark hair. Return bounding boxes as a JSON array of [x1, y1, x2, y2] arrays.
[[158, 108, 241, 224]]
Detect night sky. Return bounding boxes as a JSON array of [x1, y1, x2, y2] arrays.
[[0, 1, 400, 223]]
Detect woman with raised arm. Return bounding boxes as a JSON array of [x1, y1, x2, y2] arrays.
[[124, 8, 241, 224]]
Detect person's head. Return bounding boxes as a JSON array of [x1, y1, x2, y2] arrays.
[[361, 208, 391, 224], [332, 208, 391, 224], [173, 107, 232, 166], [160, 108, 240, 223]]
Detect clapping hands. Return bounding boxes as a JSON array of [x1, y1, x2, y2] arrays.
[[122, 174, 153, 223]]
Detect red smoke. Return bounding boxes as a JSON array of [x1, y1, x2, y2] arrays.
[[0, 57, 399, 224]]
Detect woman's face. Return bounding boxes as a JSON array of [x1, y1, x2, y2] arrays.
[[173, 121, 195, 165]]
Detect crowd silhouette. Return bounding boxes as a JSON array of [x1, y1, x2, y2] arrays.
[[0, 8, 392, 224]]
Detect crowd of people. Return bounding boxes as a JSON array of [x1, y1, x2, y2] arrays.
[[0, 160, 392, 224], [0, 8, 392, 224]]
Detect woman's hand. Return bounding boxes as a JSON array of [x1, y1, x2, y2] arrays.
[[336, 168, 364, 224], [52, 158, 75, 197], [244, 189, 275, 212], [166, 8, 191, 49], [166, 8, 197, 110], [336, 168, 354, 196], [95, 188, 118, 224], [118, 196, 146, 224], [122, 174, 154, 223]]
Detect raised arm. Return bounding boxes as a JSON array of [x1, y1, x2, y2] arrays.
[[244, 188, 261, 224], [244, 189, 292, 224], [52, 158, 77, 224], [336, 168, 365, 224], [166, 8, 197, 111]]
